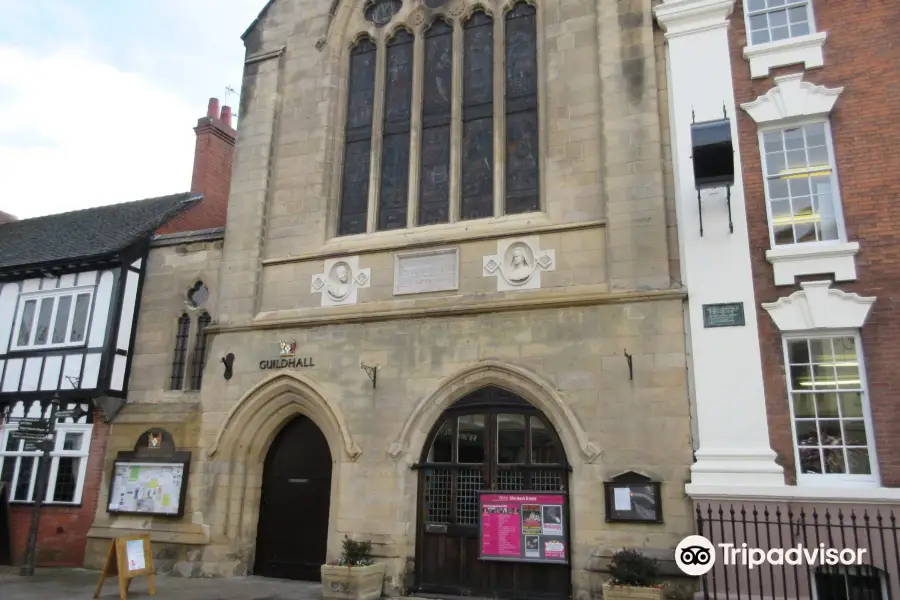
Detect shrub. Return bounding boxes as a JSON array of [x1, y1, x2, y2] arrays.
[[608, 549, 659, 587], [337, 535, 375, 567]]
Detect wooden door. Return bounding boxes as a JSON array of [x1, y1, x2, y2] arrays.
[[254, 415, 332, 581], [415, 386, 571, 600]]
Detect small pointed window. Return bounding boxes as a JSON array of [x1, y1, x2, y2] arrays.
[[189, 312, 212, 391], [169, 314, 191, 390]]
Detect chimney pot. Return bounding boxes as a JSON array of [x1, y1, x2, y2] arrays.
[[220, 106, 233, 128], [207, 97, 220, 119]]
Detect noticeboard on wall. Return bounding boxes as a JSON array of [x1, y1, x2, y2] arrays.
[[107, 461, 187, 516], [106, 428, 191, 518], [478, 491, 569, 565]]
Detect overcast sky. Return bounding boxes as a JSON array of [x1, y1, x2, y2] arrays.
[[0, 0, 263, 219]]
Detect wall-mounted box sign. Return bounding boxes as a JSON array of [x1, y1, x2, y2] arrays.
[[259, 339, 315, 370], [478, 491, 569, 565], [106, 428, 191, 518], [603, 471, 663, 524], [702, 302, 745, 328]]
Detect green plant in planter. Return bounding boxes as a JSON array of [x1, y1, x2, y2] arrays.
[[608, 549, 660, 587], [336, 535, 375, 567]]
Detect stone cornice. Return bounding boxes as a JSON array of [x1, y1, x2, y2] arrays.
[[654, 0, 735, 38], [262, 218, 606, 266], [206, 286, 687, 334]]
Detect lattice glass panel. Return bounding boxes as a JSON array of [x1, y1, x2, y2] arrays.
[[531, 470, 564, 491], [423, 468, 451, 523], [496, 468, 524, 491], [456, 468, 484, 524]]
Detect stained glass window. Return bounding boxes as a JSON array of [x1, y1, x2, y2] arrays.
[[338, 38, 378, 236], [504, 3, 540, 215], [377, 29, 414, 231]]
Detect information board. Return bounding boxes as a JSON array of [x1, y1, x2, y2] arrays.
[[107, 462, 185, 516], [94, 534, 156, 600], [478, 491, 568, 564]]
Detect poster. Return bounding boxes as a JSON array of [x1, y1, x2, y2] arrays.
[[479, 492, 568, 564], [108, 462, 185, 516], [125, 539, 146, 571]]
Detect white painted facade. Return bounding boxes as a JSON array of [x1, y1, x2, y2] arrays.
[[654, 0, 784, 490], [655, 0, 900, 504], [0, 258, 144, 398]]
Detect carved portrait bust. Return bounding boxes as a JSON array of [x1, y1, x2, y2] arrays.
[[327, 262, 353, 301], [505, 243, 535, 284]]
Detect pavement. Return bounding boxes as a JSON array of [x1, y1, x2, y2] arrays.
[[0, 566, 325, 600]]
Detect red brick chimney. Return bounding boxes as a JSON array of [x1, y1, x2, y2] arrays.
[[157, 97, 236, 235]]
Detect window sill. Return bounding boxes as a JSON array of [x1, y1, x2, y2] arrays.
[[8, 501, 84, 508], [686, 484, 900, 504], [262, 213, 606, 266], [743, 32, 828, 79], [765, 241, 859, 286]]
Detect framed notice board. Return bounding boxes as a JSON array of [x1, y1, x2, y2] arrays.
[[478, 491, 569, 565], [106, 428, 191, 518]]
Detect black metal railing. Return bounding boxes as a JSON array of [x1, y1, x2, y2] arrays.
[[696, 503, 899, 600]]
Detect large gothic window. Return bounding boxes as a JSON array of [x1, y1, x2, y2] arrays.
[[339, 38, 378, 236], [336, 1, 541, 237], [418, 20, 453, 226]]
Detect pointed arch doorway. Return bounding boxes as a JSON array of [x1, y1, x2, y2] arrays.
[[254, 415, 333, 581], [415, 386, 571, 600]]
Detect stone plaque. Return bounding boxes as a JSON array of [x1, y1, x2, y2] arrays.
[[702, 302, 745, 328], [394, 248, 459, 295]]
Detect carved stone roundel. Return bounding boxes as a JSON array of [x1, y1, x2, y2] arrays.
[[365, 0, 402, 26], [327, 261, 354, 301], [504, 241, 536, 285]]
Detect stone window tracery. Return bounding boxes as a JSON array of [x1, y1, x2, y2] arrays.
[[336, 0, 541, 237]]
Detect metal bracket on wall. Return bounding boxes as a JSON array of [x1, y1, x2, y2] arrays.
[[725, 185, 734, 234], [360, 362, 378, 389], [221, 353, 235, 381], [624, 349, 633, 381], [697, 190, 704, 237]]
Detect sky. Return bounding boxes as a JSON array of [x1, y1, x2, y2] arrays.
[[0, 0, 264, 219]]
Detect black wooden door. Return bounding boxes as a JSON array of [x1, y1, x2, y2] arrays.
[[254, 415, 332, 581], [415, 387, 571, 600]]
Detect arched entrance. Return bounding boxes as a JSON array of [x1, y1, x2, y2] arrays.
[[415, 386, 571, 600], [254, 415, 333, 581]]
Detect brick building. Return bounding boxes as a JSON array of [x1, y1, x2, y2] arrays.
[[0, 98, 234, 569], [84, 98, 235, 567], [0, 194, 199, 566], [655, 0, 900, 597]]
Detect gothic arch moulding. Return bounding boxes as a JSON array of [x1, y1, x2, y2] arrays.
[[388, 360, 602, 465], [208, 370, 362, 464]]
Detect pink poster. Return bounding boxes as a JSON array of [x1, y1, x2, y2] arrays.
[[480, 493, 567, 564]]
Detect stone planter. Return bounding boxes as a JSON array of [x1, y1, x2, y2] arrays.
[[602, 582, 664, 600], [321, 563, 386, 600]]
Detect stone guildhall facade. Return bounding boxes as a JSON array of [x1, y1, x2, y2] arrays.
[[86, 0, 700, 598]]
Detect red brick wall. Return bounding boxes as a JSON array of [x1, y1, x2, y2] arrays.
[[156, 100, 236, 235], [729, 1, 900, 485], [8, 410, 110, 566]]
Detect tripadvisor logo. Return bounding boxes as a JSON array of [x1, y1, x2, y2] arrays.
[[675, 535, 869, 576]]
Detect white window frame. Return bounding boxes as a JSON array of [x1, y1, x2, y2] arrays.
[[781, 331, 880, 488], [10, 286, 95, 351], [758, 118, 848, 250], [0, 423, 92, 504], [743, 0, 817, 47], [741, 0, 827, 79], [811, 565, 888, 600]]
